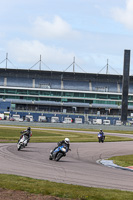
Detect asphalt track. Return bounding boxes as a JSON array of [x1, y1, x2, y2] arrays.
[[1, 133, 133, 191]]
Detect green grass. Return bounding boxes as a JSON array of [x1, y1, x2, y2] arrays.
[[0, 174, 133, 200], [109, 154, 133, 167], [0, 126, 133, 143]]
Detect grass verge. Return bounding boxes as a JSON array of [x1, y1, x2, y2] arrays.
[[1, 174, 133, 200], [0, 126, 133, 143], [109, 154, 133, 167]]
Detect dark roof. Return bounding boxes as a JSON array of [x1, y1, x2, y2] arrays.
[[0, 68, 124, 82]]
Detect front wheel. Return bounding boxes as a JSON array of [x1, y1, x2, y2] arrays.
[[18, 145, 21, 151], [55, 152, 63, 161]]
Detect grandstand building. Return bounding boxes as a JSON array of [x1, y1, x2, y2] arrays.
[[0, 68, 133, 122]]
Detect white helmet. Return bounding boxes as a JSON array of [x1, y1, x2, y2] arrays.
[[65, 138, 70, 144]]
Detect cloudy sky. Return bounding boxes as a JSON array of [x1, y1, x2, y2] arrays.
[[0, 0, 133, 74]]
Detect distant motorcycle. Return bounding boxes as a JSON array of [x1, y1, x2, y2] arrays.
[[17, 134, 29, 151], [49, 145, 69, 161], [98, 133, 105, 143]]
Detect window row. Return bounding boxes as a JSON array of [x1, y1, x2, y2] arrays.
[[0, 88, 124, 100]]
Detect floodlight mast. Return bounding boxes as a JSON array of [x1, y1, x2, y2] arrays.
[[39, 55, 41, 71], [29, 55, 52, 71], [106, 59, 108, 74], [6, 53, 8, 69], [63, 57, 86, 73], [73, 56, 75, 72]]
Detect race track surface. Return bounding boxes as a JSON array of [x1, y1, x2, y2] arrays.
[[1, 141, 133, 191]]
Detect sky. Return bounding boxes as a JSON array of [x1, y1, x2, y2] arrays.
[[0, 0, 133, 74]]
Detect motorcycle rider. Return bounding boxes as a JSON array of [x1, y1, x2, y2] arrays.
[[98, 129, 105, 139], [58, 138, 70, 151], [19, 127, 32, 143], [50, 138, 71, 155]]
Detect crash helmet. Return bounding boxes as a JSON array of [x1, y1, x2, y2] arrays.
[[27, 127, 31, 131], [64, 138, 70, 144], [100, 129, 102, 132]]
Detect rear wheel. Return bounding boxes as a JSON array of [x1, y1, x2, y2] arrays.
[[49, 154, 53, 160], [55, 152, 63, 161]]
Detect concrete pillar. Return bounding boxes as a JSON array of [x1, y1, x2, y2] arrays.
[[121, 50, 131, 125]]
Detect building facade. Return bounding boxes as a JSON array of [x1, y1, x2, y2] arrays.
[[0, 68, 133, 117]]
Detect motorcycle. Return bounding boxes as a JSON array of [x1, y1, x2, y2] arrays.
[[17, 134, 29, 151], [49, 145, 68, 161], [98, 133, 105, 143]]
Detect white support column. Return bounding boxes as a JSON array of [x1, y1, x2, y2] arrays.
[[32, 78, 35, 88], [89, 81, 92, 91], [4, 77, 7, 86]]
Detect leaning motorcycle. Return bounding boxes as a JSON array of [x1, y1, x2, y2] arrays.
[[98, 133, 105, 143], [17, 135, 28, 151], [49, 145, 68, 161]]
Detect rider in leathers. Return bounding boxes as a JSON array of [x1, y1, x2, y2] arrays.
[[19, 127, 32, 143], [57, 138, 70, 151], [51, 138, 71, 155], [98, 129, 105, 139]]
